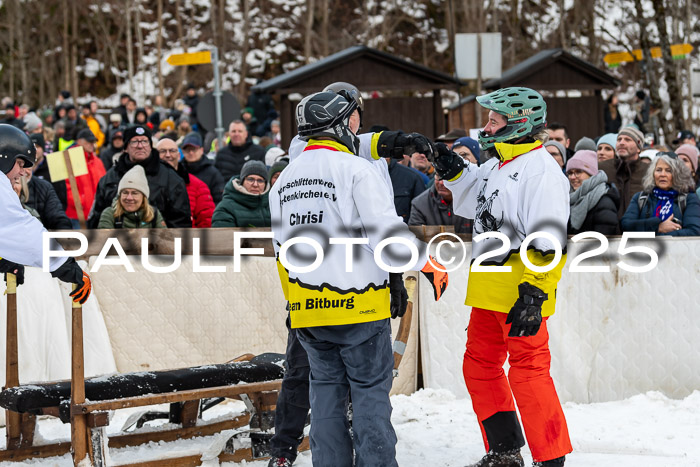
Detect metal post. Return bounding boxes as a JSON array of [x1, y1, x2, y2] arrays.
[[212, 47, 224, 148]]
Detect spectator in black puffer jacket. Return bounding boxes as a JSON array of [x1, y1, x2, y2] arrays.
[[214, 120, 265, 181], [24, 173, 73, 230], [181, 132, 225, 204], [565, 150, 620, 235], [88, 125, 191, 228]]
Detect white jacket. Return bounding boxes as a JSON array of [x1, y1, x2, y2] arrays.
[[271, 139, 427, 328], [445, 143, 569, 316], [288, 133, 394, 198], [0, 174, 67, 271]]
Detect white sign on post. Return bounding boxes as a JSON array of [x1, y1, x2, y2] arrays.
[[692, 68, 700, 98], [455, 33, 502, 81]]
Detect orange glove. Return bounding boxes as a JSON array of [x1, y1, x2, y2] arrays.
[[51, 258, 92, 304], [70, 271, 92, 305], [421, 256, 448, 301]]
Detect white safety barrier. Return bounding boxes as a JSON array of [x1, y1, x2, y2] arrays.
[[419, 236, 700, 403]]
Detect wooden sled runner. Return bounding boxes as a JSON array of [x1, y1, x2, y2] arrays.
[[0, 274, 309, 466]]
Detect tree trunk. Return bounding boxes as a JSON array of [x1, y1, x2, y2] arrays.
[[16, 0, 28, 103], [633, 0, 667, 140], [71, 0, 79, 99], [126, 0, 135, 96], [558, 0, 566, 48], [218, 0, 226, 58], [170, 0, 189, 108], [237, 0, 252, 102], [651, 0, 683, 137], [7, 0, 16, 99], [157, 0, 164, 101], [304, 0, 315, 63], [321, 0, 330, 57], [63, 0, 70, 93], [135, 0, 146, 102], [38, 1, 46, 106]]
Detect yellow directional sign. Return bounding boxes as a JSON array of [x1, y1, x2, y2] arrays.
[[167, 51, 212, 66], [604, 43, 693, 66]]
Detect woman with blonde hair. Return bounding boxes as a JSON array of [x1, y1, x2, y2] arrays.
[[98, 165, 166, 228], [621, 152, 700, 236]]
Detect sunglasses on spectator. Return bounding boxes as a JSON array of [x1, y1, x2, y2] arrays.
[[244, 177, 266, 185]]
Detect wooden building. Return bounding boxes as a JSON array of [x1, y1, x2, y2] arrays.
[[251, 45, 462, 148], [447, 48, 621, 142]]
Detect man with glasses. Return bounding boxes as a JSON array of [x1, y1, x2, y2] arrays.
[[211, 160, 270, 227], [88, 125, 191, 227], [157, 136, 215, 228], [181, 132, 224, 204]]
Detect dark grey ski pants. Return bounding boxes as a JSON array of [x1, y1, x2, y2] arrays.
[[297, 319, 398, 467]]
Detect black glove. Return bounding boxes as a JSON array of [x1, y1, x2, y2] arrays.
[[433, 142, 464, 180], [389, 273, 408, 319], [405, 132, 435, 161], [0, 259, 24, 285], [50, 257, 92, 304], [376, 131, 435, 159], [505, 282, 548, 337], [376, 131, 410, 159]]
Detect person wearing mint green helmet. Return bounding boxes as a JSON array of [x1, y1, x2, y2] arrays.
[[432, 87, 572, 467]]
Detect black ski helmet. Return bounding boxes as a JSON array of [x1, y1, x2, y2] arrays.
[[296, 91, 360, 154], [323, 82, 364, 128], [0, 124, 36, 174]]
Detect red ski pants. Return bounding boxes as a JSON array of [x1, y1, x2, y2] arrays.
[[463, 308, 572, 462]]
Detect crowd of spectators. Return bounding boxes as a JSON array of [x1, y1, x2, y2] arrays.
[[4, 87, 700, 237]]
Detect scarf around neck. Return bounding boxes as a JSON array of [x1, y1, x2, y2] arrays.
[[569, 172, 609, 230], [651, 187, 678, 220]]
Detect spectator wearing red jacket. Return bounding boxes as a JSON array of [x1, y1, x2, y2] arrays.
[[156, 136, 214, 227], [66, 128, 106, 228]]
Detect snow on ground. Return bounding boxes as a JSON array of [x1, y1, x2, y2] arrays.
[[1, 389, 698, 466]]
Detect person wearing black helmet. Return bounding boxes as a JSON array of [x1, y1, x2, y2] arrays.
[[0, 124, 91, 304], [433, 88, 571, 467], [269, 91, 448, 467]]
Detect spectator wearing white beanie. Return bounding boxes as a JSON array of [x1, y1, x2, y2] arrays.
[[98, 165, 166, 229]]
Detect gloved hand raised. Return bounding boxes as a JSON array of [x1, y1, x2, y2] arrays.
[[420, 256, 448, 301], [433, 142, 464, 180], [0, 259, 24, 285], [50, 257, 92, 304], [389, 273, 408, 319], [376, 131, 434, 160], [506, 282, 548, 337]]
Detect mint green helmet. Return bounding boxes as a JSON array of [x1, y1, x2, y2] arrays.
[[476, 87, 547, 150]]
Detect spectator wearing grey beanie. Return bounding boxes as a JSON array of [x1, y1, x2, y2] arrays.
[[574, 136, 597, 153], [599, 126, 648, 218], [212, 160, 271, 227], [544, 140, 567, 169]]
